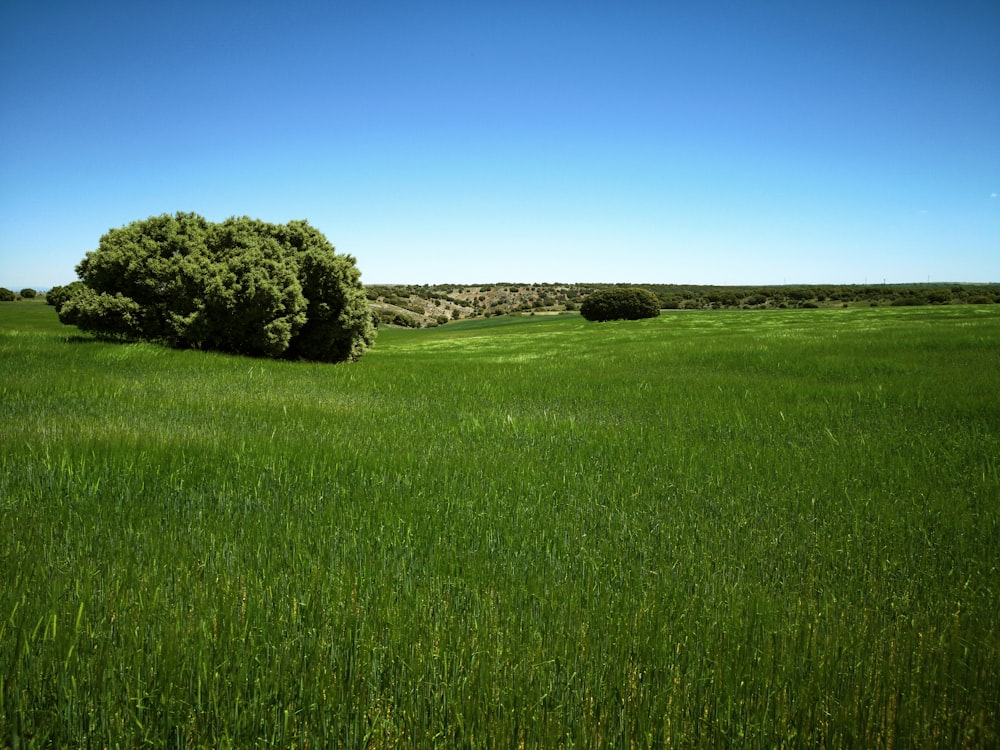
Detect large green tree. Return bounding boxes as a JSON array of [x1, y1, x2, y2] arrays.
[[59, 213, 375, 362]]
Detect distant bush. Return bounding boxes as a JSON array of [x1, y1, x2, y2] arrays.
[[376, 309, 420, 328], [0, 288, 14, 302], [46, 281, 84, 311], [580, 288, 661, 322], [19, 288, 37, 299]]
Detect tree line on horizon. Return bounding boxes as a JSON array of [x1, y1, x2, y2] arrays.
[[361, 281, 1000, 327], [7, 274, 998, 331]]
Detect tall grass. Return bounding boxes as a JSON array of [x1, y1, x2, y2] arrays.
[[2, 300, 998, 747]]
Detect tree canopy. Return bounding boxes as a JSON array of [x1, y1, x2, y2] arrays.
[[580, 287, 661, 322], [58, 213, 375, 362], [46, 281, 84, 311]]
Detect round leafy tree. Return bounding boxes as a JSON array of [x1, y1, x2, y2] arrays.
[[580, 288, 661, 322], [46, 281, 85, 311], [58, 213, 375, 362]]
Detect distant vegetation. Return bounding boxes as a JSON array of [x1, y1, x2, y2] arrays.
[[10, 280, 998, 327], [366, 282, 1000, 326], [53, 213, 375, 362]]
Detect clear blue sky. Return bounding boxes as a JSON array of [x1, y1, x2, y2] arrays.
[[1, 0, 998, 289]]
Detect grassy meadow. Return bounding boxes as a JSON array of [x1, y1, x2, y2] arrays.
[[1, 298, 998, 747]]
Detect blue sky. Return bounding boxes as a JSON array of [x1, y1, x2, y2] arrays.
[[1, 0, 998, 288]]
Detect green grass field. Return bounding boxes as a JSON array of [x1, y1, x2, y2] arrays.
[[2, 299, 998, 747]]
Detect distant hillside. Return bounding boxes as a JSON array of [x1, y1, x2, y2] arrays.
[[366, 283, 586, 327], [366, 282, 1000, 327]]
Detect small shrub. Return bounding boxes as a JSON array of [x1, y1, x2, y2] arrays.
[[46, 281, 84, 311], [580, 288, 661, 322], [19, 288, 37, 299], [393, 312, 420, 327]]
